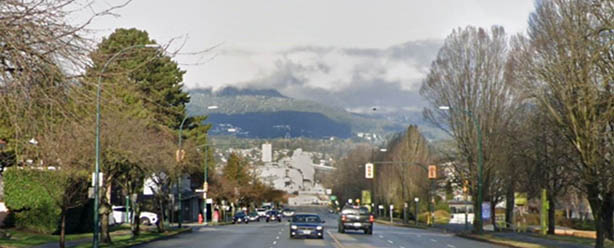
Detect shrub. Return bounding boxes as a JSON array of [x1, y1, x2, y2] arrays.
[[4, 169, 61, 234]]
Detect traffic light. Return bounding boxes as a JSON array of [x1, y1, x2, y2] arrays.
[[365, 163, 374, 179]]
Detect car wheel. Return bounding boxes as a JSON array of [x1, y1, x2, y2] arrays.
[[367, 227, 373, 235], [338, 225, 345, 233], [318, 235, 324, 239], [140, 217, 151, 226]]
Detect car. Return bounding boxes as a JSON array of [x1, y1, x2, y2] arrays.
[[338, 206, 373, 234], [233, 212, 249, 224], [111, 206, 158, 226], [265, 210, 282, 222], [289, 214, 325, 239], [282, 208, 295, 217], [247, 211, 260, 222], [256, 208, 268, 217]]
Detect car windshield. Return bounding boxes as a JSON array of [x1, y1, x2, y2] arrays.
[[292, 215, 321, 223], [249, 212, 258, 216]]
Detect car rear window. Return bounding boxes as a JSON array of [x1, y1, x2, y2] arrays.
[[342, 207, 369, 215], [292, 215, 321, 223]]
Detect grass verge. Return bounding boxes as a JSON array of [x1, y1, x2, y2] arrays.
[[0, 229, 94, 248], [72, 228, 191, 248]]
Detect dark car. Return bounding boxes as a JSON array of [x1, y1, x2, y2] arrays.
[[233, 211, 249, 224], [289, 214, 325, 239], [265, 210, 282, 222], [338, 206, 373, 234], [247, 211, 260, 222]]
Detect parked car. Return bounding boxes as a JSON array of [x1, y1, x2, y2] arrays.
[[265, 210, 282, 222], [282, 208, 295, 218], [338, 206, 373, 234], [111, 206, 158, 226], [289, 214, 325, 239], [233, 211, 249, 224], [247, 211, 260, 222]]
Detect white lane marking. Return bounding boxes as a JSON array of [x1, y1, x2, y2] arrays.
[[447, 245, 456, 248], [400, 246, 406, 248], [387, 240, 394, 244], [430, 238, 437, 242], [276, 236, 280, 240], [273, 241, 277, 245], [378, 235, 384, 239]]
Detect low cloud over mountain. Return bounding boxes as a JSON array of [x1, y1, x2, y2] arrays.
[[227, 40, 442, 113]]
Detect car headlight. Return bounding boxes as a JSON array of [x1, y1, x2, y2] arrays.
[[316, 226, 323, 230], [291, 225, 298, 229]]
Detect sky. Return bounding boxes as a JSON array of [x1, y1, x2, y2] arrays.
[[86, 0, 535, 113]]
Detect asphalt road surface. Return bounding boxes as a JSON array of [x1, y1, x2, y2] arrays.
[[135, 206, 502, 248]]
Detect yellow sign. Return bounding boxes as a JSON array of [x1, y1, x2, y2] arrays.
[[515, 192, 527, 206], [428, 165, 437, 179]]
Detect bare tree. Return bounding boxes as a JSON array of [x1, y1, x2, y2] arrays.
[[420, 25, 523, 232], [508, 1, 614, 246]]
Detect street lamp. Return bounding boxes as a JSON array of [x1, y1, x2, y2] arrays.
[[438, 105, 484, 233], [94, 43, 160, 247], [202, 105, 218, 226]]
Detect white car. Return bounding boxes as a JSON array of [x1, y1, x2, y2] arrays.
[[111, 206, 158, 225], [256, 208, 268, 217]]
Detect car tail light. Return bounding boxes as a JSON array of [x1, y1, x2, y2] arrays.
[[342, 215, 347, 222], [369, 215, 374, 222]]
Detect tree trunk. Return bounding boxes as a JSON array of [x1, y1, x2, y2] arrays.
[[505, 186, 514, 229], [156, 196, 165, 232], [59, 210, 66, 248], [547, 194, 555, 235], [588, 188, 605, 248], [130, 195, 140, 238], [491, 199, 497, 231], [472, 191, 481, 233], [604, 193, 614, 241], [101, 183, 113, 244]]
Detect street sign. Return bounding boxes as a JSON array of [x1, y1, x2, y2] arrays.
[[203, 182, 208, 192], [195, 189, 206, 193], [330, 195, 337, 201], [175, 149, 186, 162], [91, 172, 103, 187], [326, 189, 332, 195], [206, 198, 213, 204], [365, 163, 374, 179], [361, 190, 372, 205], [428, 165, 437, 179]]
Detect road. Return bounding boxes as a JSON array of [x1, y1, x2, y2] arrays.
[[136, 206, 502, 248]]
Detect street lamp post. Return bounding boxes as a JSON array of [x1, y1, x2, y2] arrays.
[[202, 105, 218, 226], [177, 116, 189, 228], [439, 105, 484, 233], [94, 44, 160, 248]]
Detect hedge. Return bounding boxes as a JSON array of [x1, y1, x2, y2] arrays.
[[3, 168, 92, 234]]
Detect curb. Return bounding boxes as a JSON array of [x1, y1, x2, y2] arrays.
[[374, 220, 428, 229], [456, 233, 545, 248], [127, 227, 193, 248]]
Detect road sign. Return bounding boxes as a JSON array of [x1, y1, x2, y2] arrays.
[[326, 189, 332, 195], [361, 190, 372, 205], [203, 182, 208, 192], [91, 172, 103, 187], [195, 189, 206, 193], [428, 165, 437, 179], [365, 163, 374, 179], [206, 198, 213, 204], [175, 149, 185, 162], [330, 195, 337, 201]]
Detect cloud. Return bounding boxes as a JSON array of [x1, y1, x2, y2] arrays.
[[237, 40, 442, 112]]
